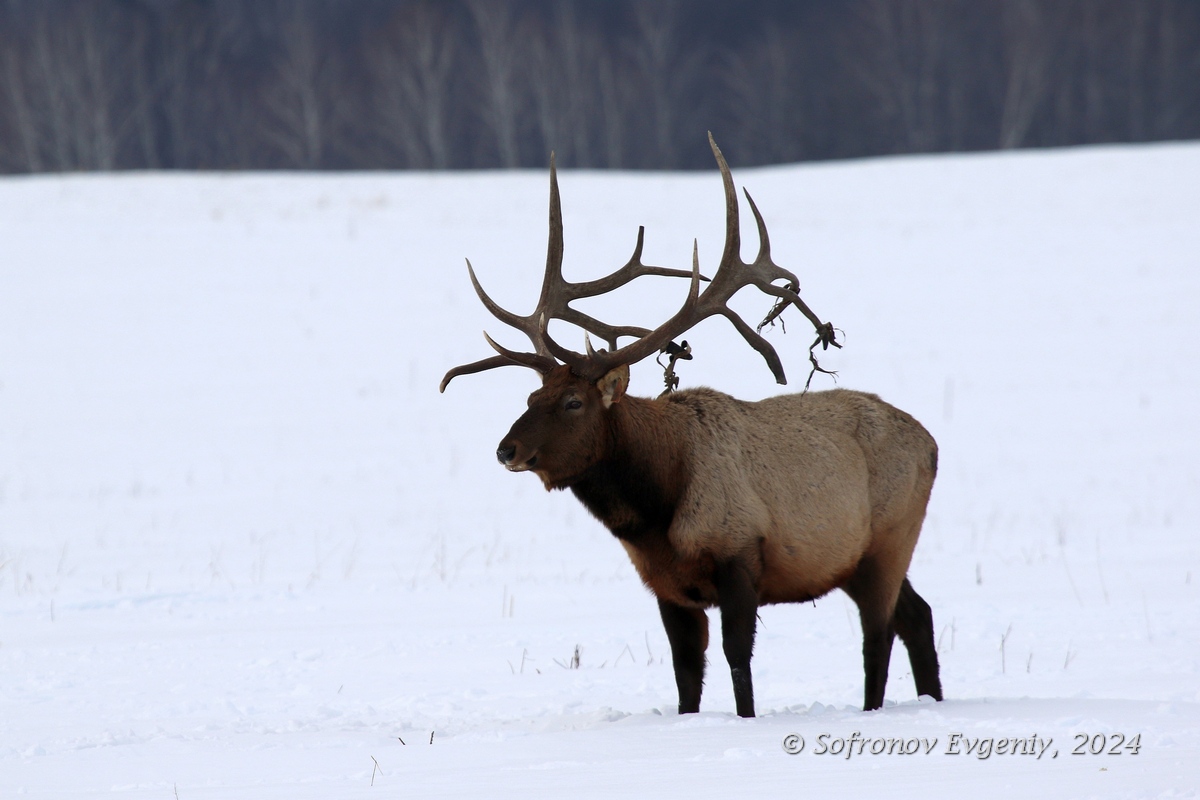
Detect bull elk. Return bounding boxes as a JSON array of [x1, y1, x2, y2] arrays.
[[441, 134, 943, 716]]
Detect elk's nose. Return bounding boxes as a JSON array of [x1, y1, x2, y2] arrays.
[[496, 444, 516, 465]]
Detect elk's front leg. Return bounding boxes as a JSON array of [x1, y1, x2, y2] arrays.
[[716, 559, 759, 718], [658, 599, 708, 714]]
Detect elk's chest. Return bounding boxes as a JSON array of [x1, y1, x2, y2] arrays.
[[570, 457, 676, 541], [571, 466, 718, 609], [620, 537, 720, 608]]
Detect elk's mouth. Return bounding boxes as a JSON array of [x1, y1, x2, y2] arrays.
[[507, 455, 538, 472]]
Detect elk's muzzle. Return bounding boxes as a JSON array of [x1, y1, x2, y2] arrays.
[[496, 438, 538, 471]]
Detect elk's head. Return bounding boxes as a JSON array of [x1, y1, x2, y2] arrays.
[[440, 134, 840, 489], [492, 363, 627, 489]]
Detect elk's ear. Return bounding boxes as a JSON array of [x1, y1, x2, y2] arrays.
[[597, 364, 630, 409]]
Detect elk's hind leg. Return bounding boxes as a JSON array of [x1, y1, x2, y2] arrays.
[[893, 578, 943, 701], [658, 599, 708, 714], [843, 556, 899, 711]]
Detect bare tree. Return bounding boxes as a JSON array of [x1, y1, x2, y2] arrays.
[[998, 0, 1058, 149], [466, 0, 524, 167], [123, 13, 161, 169], [0, 22, 42, 171], [1153, 1, 1179, 138], [7, 2, 142, 170], [166, 6, 268, 169], [1125, 2, 1150, 141], [367, 2, 458, 169], [2, 0, 1199, 174], [526, 2, 625, 168], [559, 2, 596, 168], [260, 3, 334, 168], [76, 6, 120, 169], [853, 0, 948, 154], [527, 26, 564, 163], [28, 8, 74, 169], [1149, 0, 1200, 140], [152, 10, 211, 168], [724, 25, 804, 164], [937, 5, 978, 151], [1077, 2, 1109, 143], [628, 0, 693, 168], [594, 42, 628, 169]]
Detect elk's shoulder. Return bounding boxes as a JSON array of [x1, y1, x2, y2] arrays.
[[660, 386, 745, 423]]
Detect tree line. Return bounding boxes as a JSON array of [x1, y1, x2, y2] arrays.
[[0, 0, 1197, 173]]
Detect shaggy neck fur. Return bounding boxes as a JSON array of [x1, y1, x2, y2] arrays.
[[568, 394, 691, 545]]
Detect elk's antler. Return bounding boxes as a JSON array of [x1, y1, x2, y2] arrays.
[[698, 131, 841, 386], [440, 152, 704, 391], [542, 133, 838, 385], [441, 135, 838, 391]]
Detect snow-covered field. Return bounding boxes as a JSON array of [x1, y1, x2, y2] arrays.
[[2, 142, 1198, 797]]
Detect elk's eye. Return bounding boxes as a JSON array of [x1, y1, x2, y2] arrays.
[[564, 398, 582, 411]]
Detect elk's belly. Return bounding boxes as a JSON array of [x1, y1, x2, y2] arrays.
[[756, 518, 873, 605], [619, 530, 869, 609], [756, 550, 860, 605]]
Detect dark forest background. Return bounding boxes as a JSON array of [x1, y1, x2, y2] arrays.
[[1, 0, 1198, 173]]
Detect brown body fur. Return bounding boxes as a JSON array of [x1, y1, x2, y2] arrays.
[[498, 365, 943, 716], [599, 387, 935, 614]]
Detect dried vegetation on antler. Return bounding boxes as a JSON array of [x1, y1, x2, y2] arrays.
[[441, 132, 839, 393]]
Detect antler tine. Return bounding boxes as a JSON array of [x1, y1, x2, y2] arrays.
[[557, 306, 654, 350], [740, 189, 818, 334], [439, 331, 559, 392], [529, 154, 615, 369], [659, 133, 839, 385], [743, 189, 773, 265], [740, 178, 839, 351], [483, 330, 558, 371], [551, 226, 708, 350], [454, 152, 587, 374], [709, 131, 742, 271], [440, 355, 515, 393], [582, 240, 705, 378], [466, 259, 542, 347], [532, 163, 705, 366], [539, 152, 566, 310], [539, 314, 592, 376], [720, 307, 788, 384], [569, 226, 709, 298], [444, 152, 608, 388]]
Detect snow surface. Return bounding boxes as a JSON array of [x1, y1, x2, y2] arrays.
[[2, 143, 1198, 797]]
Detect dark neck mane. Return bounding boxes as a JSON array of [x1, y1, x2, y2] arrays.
[[569, 395, 688, 545]]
